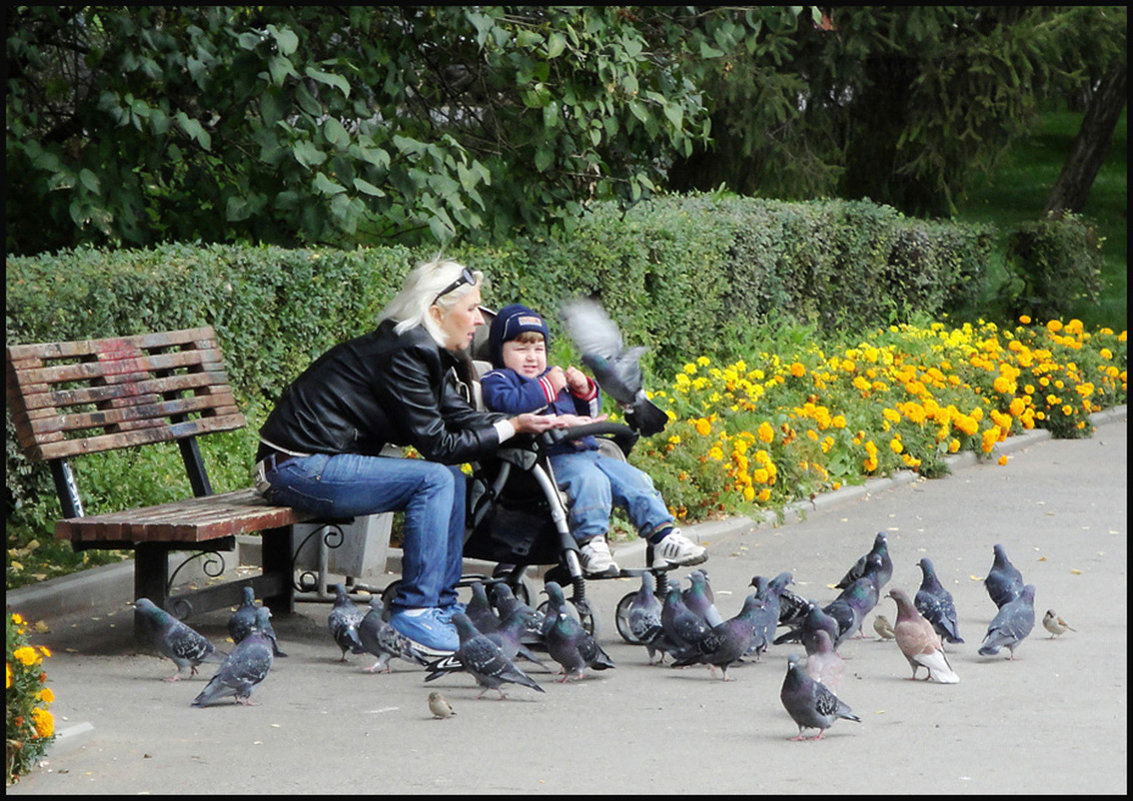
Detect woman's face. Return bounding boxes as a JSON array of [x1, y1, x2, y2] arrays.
[[435, 286, 484, 351]]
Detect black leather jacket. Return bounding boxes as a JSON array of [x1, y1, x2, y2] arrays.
[[258, 319, 507, 464]]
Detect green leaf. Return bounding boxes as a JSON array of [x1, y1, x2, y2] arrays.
[[314, 172, 346, 195], [323, 117, 350, 149], [352, 177, 385, 196], [546, 32, 566, 58], [175, 112, 212, 150], [79, 169, 101, 194], [268, 25, 299, 56], [292, 140, 327, 168], [698, 41, 725, 58], [305, 66, 350, 97], [268, 55, 296, 86], [534, 146, 554, 172]]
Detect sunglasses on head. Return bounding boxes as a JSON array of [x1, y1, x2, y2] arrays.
[[432, 267, 476, 306]]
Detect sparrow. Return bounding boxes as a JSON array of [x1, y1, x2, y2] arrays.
[[1042, 609, 1076, 638], [873, 614, 897, 641], [428, 691, 456, 719]]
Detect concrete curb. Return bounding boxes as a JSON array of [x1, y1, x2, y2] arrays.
[[7, 405, 1126, 622]]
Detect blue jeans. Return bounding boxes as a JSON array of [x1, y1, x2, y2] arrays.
[[259, 453, 465, 611], [549, 450, 674, 543]]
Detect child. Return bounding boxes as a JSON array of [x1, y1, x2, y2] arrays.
[[480, 303, 708, 576]]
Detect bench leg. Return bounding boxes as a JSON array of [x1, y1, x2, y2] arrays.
[[134, 543, 171, 644], [261, 526, 295, 617]]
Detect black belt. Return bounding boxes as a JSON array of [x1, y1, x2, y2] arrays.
[[255, 448, 301, 472]]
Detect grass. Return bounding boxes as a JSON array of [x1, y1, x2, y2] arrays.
[[958, 106, 1127, 330]]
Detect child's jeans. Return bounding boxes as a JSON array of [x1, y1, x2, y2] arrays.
[[549, 449, 674, 543]]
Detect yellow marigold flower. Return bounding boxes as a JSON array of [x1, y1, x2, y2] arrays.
[[1100, 348, 1113, 360], [38, 687, 55, 704], [743, 486, 755, 502], [694, 418, 712, 437], [1019, 315, 1031, 324], [32, 707, 54, 739], [757, 422, 775, 444], [757, 488, 772, 503], [948, 438, 960, 453], [882, 408, 901, 424], [806, 429, 819, 441], [697, 355, 710, 367], [682, 362, 698, 374], [707, 447, 724, 461], [998, 455, 1009, 466], [789, 362, 806, 378], [981, 428, 999, 453], [12, 613, 24, 625], [1009, 397, 1026, 417], [1046, 319, 1063, 333], [5, 663, 11, 689], [889, 437, 903, 454], [864, 456, 878, 472], [1076, 383, 1094, 398], [39, 645, 51, 658], [865, 440, 878, 456], [667, 435, 682, 445], [752, 468, 770, 484], [14, 646, 39, 666], [1062, 405, 1074, 416]]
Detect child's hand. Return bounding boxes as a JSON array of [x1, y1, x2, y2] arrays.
[[545, 365, 567, 394], [563, 366, 590, 394]]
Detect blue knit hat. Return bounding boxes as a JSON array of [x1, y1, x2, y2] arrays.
[[488, 303, 550, 368]]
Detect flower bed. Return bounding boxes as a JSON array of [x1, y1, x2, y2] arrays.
[[629, 317, 1126, 524], [6, 613, 56, 785]]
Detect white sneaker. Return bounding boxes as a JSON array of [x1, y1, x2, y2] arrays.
[[652, 529, 708, 568], [579, 537, 620, 577]]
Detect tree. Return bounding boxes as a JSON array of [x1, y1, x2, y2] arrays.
[[4, 6, 800, 254]]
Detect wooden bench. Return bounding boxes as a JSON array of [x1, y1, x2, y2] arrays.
[[6, 326, 344, 641]]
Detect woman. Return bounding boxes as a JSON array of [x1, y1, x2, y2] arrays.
[[254, 258, 565, 654]]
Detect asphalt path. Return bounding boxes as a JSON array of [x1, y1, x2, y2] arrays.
[[7, 413, 1126, 795]]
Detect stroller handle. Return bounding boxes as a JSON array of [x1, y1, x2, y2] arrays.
[[540, 421, 639, 457]]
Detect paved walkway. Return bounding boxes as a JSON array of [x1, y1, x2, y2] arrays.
[[7, 410, 1127, 794]]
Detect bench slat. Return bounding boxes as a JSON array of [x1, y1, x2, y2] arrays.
[[27, 413, 247, 461], [6, 327, 217, 361]]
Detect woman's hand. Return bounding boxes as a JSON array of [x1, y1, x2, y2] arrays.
[[510, 413, 569, 434]]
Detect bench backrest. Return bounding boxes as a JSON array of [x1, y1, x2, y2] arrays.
[[6, 326, 246, 517]]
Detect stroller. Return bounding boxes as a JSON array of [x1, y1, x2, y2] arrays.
[[378, 307, 680, 640]]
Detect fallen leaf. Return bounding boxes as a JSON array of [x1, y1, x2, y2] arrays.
[[1070, 569, 1082, 575]]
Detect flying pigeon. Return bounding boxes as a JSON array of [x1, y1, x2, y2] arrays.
[[228, 586, 287, 656], [327, 583, 367, 661], [804, 628, 846, 693], [670, 593, 764, 680], [780, 654, 861, 741], [915, 557, 964, 644], [873, 614, 897, 640], [626, 571, 667, 663], [357, 596, 432, 673], [192, 608, 274, 707], [888, 588, 960, 683], [560, 297, 669, 436], [683, 570, 725, 628], [979, 584, 1036, 659], [428, 691, 455, 719], [425, 613, 544, 699], [544, 601, 616, 682], [835, 532, 893, 590], [984, 544, 1025, 608], [133, 597, 226, 682], [1042, 609, 1076, 638]]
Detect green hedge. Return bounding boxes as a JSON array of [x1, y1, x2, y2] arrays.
[[6, 194, 994, 528]]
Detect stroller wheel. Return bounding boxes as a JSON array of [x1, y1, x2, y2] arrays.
[[615, 592, 642, 644]]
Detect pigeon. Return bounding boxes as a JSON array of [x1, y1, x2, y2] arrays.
[[777, 585, 810, 628], [780, 654, 861, 741], [544, 606, 616, 682], [228, 586, 287, 656], [487, 605, 547, 667], [560, 297, 668, 436], [133, 597, 226, 681], [804, 628, 846, 692], [823, 576, 880, 646], [428, 691, 455, 719], [467, 580, 502, 636], [192, 608, 274, 706], [425, 613, 544, 699], [671, 593, 764, 680], [873, 614, 897, 640], [660, 581, 711, 655], [888, 588, 960, 683], [683, 570, 724, 628], [327, 583, 367, 661], [915, 557, 964, 644], [835, 532, 893, 590], [979, 584, 1036, 659], [626, 571, 667, 663], [357, 596, 432, 673], [984, 544, 1025, 608], [747, 572, 792, 658], [1043, 609, 1076, 638], [773, 600, 840, 653], [492, 582, 545, 646]]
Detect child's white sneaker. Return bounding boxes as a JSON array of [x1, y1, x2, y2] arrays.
[[579, 537, 620, 577], [651, 529, 708, 568]]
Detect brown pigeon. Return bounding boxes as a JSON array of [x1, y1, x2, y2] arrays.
[[888, 588, 959, 684]]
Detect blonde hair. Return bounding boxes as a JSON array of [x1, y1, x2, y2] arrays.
[[377, 257, 484, 344]]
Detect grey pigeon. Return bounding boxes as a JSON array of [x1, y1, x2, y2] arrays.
[[660, 581, 710, 654], [192, 607, 274, 706], [626, 572, 667, 663], [835, 532, 893, 590], [425, 613, 544, 699], [683, 569, 724, 628], [133, 597, 226, 681], [979, 584, 1036, 659], [467, 580, 502, 636], [357, 596, 432, 673], [747, 572, 791, 658], [780, 654, 861, 741], [228, 586, 287, 656], [560, 298, 668, 436], [984, 544, 1025, 608], [671, 593, 764, 680], [915, 557, 964, 644], [327, 583, 367, 661], [777, 585, 810, 628], [488, 605, 547, 667], [823, 576, 880, 646], [492, 582, 545, 646], [773, 600, 840, 652], [804, 628, 846, 692], [544, 608, 616, 681]]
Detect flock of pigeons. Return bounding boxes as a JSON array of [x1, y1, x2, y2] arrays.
[[130, 533, 1074, 738]]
